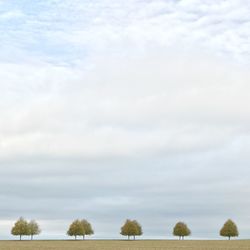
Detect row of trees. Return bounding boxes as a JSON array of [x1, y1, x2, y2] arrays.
[[11, 217, 41, 240], [10, 218, 239, 241], [120, 221, 191, 240]]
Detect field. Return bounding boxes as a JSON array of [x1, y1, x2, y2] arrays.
[[0, 240, 250, 250]]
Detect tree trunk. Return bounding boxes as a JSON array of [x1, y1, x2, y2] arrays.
[[83, 235, 85, 240], [31, 234, 33, 240], [229, 236, 231, 240], [20, 235, 22, 241], [133, 235, 135, 240], [75, 235, 77, 240]]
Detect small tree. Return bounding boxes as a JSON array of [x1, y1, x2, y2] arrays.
[[11, 217, 29, 240], [67, 220, 84, 240], [173, 222, 191, 240], [120, 219, 143, 240], [81, 219, 94, 240], [132, 220, 143, 240], [28, 220, 41, 240], [220, 219, 239, 240]]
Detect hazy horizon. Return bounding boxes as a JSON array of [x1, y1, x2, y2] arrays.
[[0, 0, 250, 240]]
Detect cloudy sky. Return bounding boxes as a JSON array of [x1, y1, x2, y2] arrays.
[[0, 0, 250, 240]]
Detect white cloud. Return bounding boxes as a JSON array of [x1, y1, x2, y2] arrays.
[[0, 0, 250, 64], [0, 51, 249, 159], [0, 10, 24, 20]]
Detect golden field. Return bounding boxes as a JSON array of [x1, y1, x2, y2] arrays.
[[0, 240, 249, 250]]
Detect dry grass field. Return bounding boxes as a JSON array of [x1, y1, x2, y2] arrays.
[[0, 240, 249, 250]]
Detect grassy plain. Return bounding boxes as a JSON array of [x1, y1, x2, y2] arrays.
[[0, 240, 249, 250]]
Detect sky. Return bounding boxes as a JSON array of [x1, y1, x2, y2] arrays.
[[0, 0, 250, 240]]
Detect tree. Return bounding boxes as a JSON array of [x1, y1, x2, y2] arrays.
[[220, 219, 239, 240], [132, 220, 143, 240], [120, 219, 143, 240], [173, 222, 191, 240], [28, 220, 41, 240], [81, 219, 94, 240], [11, 217, 29, 240], [67, 220, 84, 240]]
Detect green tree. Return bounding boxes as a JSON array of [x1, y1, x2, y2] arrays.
[[67, 219, 84, 240], [120, 219, 143, 240], [28, 220, 41, 240], [81, 219, 94, 240], [173, 222, 191, 240], [11, 217, 29, 240], [220, 219, 239, 240]]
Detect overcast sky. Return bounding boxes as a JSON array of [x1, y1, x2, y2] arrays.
[[0, 0, 250, 240]]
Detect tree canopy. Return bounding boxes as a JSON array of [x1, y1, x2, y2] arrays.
[[120, 219, 143, 240], [28, 220, 41, 240], [220, 219, 239, 240], [11, 217, 30, 240], [67, 219, 94, 240], [81, 219, 94, 239], [173, 222, 191, 240]]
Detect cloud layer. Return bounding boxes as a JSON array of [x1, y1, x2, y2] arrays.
[[0, 0, 250, 64], [0, 0, 249, 240]]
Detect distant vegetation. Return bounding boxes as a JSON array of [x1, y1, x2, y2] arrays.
[[67, 219, 94, 240], [173, 222, 191, 240], [10, 217, 239, 240], [220, 219, 239, 240], [120, 219, 142, 240], [11, 217, 41, 240]]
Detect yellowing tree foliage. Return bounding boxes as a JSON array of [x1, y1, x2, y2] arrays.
[[11, 217, 29, 240], [28, 220, 41, 240], [173, 222, 191, 240], [81, 219, 94, 239], [220, 219, 239, 240], [120, 219, 143, 240], [67, 219, 94, 240]]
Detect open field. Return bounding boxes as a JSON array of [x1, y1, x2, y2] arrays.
[[0, 240, 250, 250]]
